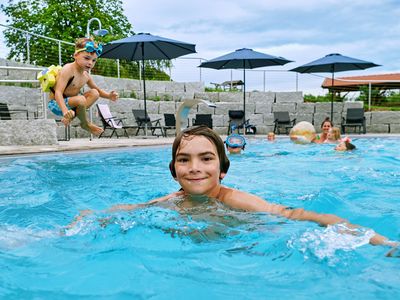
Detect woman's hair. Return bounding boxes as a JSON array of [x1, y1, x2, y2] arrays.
[[169, 125, 230, 178], [321, 117, 333, 128], [330, 127, 341, 140]]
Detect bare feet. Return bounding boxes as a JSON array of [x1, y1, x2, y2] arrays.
[[81, 122, 104, 136]]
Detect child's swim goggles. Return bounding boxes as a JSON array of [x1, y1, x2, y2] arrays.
[[225, 134, 246, 149], [75, 41, 103, 56]]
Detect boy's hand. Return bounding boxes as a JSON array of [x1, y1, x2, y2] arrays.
[[109, 90, 119, 101], [61, 110, 75, 125]]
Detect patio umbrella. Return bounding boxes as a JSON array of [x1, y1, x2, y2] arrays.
[[101, 33, 196, 134], [199, 48, 292, 121], [290, 53, 379, 120]]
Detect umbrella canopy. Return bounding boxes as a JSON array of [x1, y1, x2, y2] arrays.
[[290, 53, 379, 120], [101, 33, 196, 133], [199, 48, 292, 120]]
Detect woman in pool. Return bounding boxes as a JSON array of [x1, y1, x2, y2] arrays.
[[314, 117, 333, 143], [72, 125, 396, 249]]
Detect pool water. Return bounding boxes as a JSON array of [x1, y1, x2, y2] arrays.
[[0, 138, 399, 299]]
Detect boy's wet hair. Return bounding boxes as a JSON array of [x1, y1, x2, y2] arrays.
[[321, 117, 333, 128], [169, 125, 230, 178], [75, 37, 97, 50]]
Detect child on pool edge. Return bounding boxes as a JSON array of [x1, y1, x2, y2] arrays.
[[70, 125, 398, 254]]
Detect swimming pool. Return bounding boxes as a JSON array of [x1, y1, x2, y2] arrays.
[[0, 138, 399, 299]]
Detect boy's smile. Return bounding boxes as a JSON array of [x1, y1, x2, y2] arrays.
[[174, 135, 225, 197]]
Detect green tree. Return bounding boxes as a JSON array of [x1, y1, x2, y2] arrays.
[[1, 0, 171, 80]]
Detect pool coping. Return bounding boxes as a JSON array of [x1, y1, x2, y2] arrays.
[[0, 134, 399, 156]]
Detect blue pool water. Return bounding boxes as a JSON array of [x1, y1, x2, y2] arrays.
[[0, 138, 399, 299]]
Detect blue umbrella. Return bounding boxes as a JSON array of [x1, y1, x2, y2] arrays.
[[290, 53, 379, 120], [101, 33, 196, 133], [199, 48, 292, 120]]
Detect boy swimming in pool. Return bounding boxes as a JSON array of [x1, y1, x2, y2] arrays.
[[71, 125, 398, 250], [49, 37, 118, 136]]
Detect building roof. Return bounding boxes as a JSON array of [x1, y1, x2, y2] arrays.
[[321, 73, 400, 92]]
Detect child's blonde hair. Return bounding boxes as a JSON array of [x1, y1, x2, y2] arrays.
[[330, 127, 341, 140], [74, 37, 98, 50]]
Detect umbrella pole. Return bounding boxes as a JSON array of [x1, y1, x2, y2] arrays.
[[330, 68, 335, 121], [142, 52, 148, 136], [243, 65, 246, 135]]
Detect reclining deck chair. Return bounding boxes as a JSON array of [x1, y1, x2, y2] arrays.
[[97, 104, 136, 138], [227, 110, 256, 134], [132, 109, 165, 136], [341, 108, 366, 134], [273, 111, 296, 134], [163, 113, 176, 136], [192, 114, 213, 129]]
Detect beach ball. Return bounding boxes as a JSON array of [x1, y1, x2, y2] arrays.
[[290, 121, 316, 144]]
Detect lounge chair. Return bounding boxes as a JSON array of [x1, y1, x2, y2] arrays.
[[227, 110, 256, 135], [273, 111, 296, 134], [0, 103, 29, 120], [132, 109, 164, 136], [192, 114, 213, 129], [341, 108, 366, 134], [97, 104, 136, 138], [163, 113, 176, 136]]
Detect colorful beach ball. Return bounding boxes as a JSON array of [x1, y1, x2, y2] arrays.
[[290, 121, 316, 144]]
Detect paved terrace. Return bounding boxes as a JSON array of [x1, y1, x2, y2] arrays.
[[0, 134, 398, 156]]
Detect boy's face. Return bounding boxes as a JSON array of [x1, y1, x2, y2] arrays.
[[74, 51, 98, 72], [174, 135, 225, 197]]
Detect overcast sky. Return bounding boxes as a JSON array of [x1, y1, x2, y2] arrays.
[[1, 0, 400, 94]]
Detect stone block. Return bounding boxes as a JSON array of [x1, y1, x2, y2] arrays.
[[314, 102, 342, 114], [371, 111, 400, 124], [0, 119, 58, 145], [159, 101, 176, 114], [367, 124, 389, 133], [295, 114, 314, 124], [247, 113, 264, 126], [272, 103, 297, 113], [185, 82, 204, 93], [343, 101, 363, 111], [263, 113, 275, 125], [297, 103, 315, 114], [194, 92, 219, 102], [275, 91, 303, 103], [212, 115, 224, 127], [218, 92, 247, 103], [197, 104, 216, 114], [255, 102, 272, 114], [248, 91, 275, 104], [390, 124, 400, 133]]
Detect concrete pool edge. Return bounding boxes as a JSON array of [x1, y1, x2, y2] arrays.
[[1, 134, 400, 156]]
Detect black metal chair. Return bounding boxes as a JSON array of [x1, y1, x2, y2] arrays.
[[97, 104, 137, 138], [273, 111, 296, 134], [163, 113, 176, 136], [341, 108, 366, 134], [132, 109, 164, 136], [0, 103, 29, 120], [192, 114, 213, 129], [227, 110, 256, 134]]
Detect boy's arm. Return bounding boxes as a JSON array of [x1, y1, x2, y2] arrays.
[[54, 66, 75, 120], [87, 76, 119, 101], [222, 188, 396, 246]]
